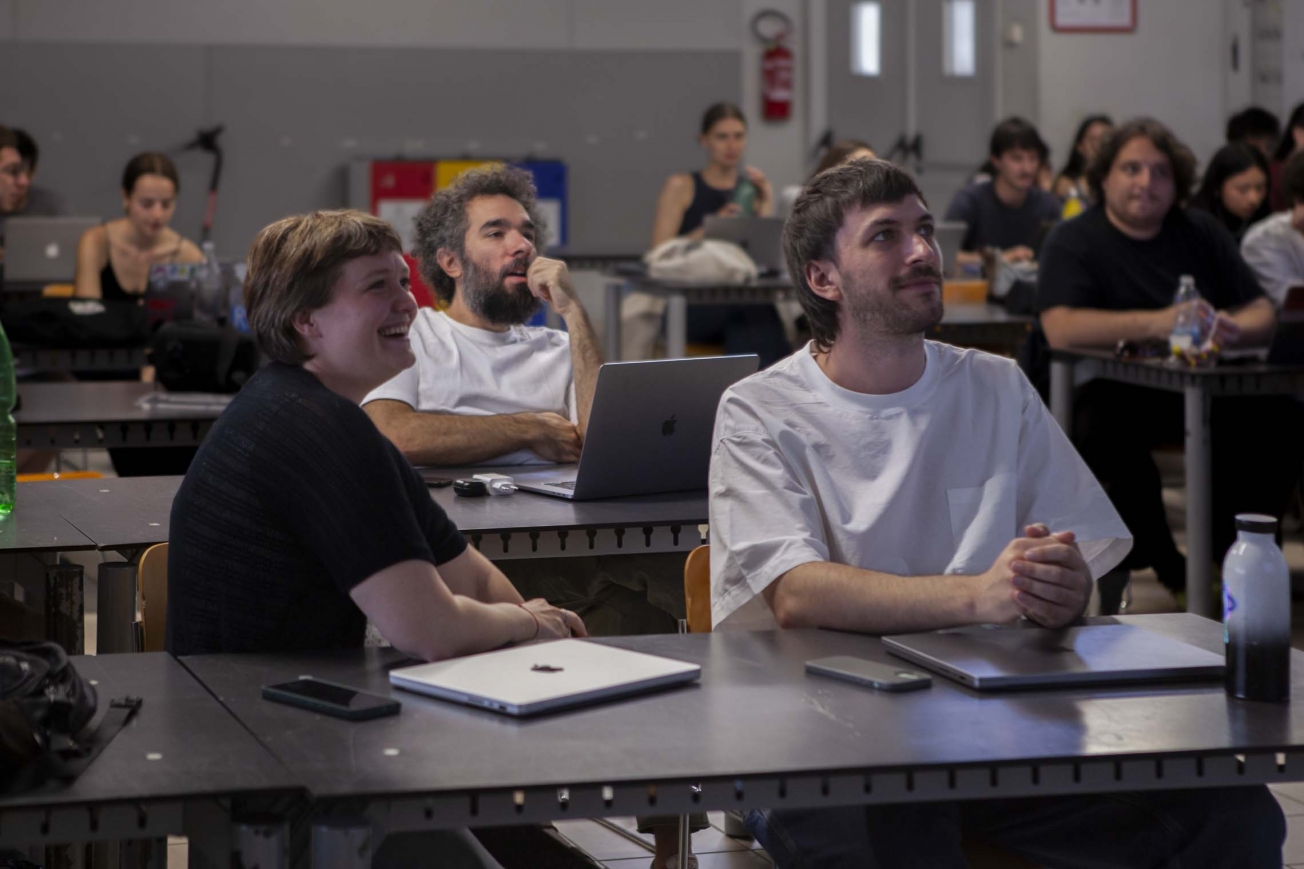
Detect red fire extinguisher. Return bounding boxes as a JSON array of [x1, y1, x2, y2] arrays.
[[754, 10, 795, 122]]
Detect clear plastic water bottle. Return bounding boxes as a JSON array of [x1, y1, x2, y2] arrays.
[[1223, 514, 1291, 702], [197, 240, 226, 321], [0, 320, 16, 514], [1169, 274, 1204, 356]]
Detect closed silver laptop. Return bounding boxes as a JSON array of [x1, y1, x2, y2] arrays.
[[702, 216, 785, 274], [4, 217, 100, 284], [883, 622, 1225, 690], [512, 355, 758, 500], [389, 639, 701, 716]]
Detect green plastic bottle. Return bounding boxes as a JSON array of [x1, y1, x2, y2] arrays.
[[731, 175, 758, 215], [0, 320, 16, 514]]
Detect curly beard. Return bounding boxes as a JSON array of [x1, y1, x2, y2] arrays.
[[460, 255, 542, 326]]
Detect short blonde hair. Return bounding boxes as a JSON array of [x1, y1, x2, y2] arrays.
[[244, 210, 403, 365]]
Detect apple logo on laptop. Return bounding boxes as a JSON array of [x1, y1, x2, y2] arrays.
[[661, 415, 677, 437], [45, 243, 60, 259], [531, 664, 564, 673]]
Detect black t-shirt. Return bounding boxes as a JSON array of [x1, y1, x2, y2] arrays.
[[166, 363, 466, 656], [1036, 205, 1265, 313], [943, 181, 1061, 253]]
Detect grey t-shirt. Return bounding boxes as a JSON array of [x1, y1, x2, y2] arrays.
[[944, 181, 1061, 254]]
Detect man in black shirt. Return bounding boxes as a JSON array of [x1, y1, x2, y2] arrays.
[[944, 117, 1060, 265], [1038, 117, 1300, 596]]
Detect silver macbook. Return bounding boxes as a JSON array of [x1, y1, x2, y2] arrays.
[[883, 622, 1225, 690], [389, 639, 701, 716], [512, 355, 758, 500], [933, 221, 967, 278], [4, 217, 100, 284], [702, 216, 785, 274]]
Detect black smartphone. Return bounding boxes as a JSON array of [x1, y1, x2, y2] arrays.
[[262, 678, 401, 721], [426, 478, 454, 489], [453, 479, 488, 497], [805, 656, 932, 692]]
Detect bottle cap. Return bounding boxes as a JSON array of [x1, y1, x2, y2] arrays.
[[1235, 513, 1277, 534]]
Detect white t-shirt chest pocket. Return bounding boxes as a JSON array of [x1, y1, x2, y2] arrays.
[[945, 473, 1018, 575]]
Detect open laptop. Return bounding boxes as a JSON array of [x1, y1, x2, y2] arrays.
[[933, 221, 967, 278], [511, 355, 759, 500], [389, 639, 701, 716], [3, 217, 100, 286], [702, 216, 785, 275], [883, 622, 1225, 690]]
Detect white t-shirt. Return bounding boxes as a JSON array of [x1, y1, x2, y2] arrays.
[[364, 309, 577, 465], [1242, 211, 1304, 308], [709, 341, 1131, 630]]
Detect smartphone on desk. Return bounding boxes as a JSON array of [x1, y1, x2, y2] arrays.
[[806, 656, 932, 692], [262, 677, 401, 721]]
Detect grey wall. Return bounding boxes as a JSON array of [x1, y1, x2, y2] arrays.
[[0, 43, 739, 257]]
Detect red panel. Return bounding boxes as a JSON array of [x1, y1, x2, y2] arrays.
[[403, 254, 437, 309], [369, 161, 436, 214]]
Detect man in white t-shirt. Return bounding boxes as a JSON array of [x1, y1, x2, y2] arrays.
[[709, 158, 1283, 867], [365, 164, 601, 466]]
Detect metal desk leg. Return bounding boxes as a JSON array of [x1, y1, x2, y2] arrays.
[[97, 561, 138, 654], [677, 814, 691, 869], [1050, 358, 1074, 432], [1184, 384, 1213, 617], [605, 281, 623, 361], [312, 819, 372, 869], [666, 293, 688, 359]]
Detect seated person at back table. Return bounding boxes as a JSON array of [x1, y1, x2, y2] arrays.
[[708, 157, 1284, 869], [1052, 114, 1113, 207], [168, 208, 584, 868], [0, 125, 66, 262], [1038, 117, 1302, 599], [945, 117, 1060, 267], [1226, 105, 1281, 160], [648, 102, 789, 366], [365, 163, 709, 869], [74, 152, 204, 300], [1189, 142, 1271, 243], [1242, 149, 1304, 307]]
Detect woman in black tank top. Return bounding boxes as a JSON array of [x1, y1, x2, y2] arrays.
[[646, 103, 790, 367], [74, 151, 204, 301], [651, 102, 775, 245]]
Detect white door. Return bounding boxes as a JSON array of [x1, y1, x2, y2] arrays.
[[823, 0, 998, 213]]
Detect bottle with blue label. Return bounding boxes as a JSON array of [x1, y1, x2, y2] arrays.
[[1223, 513, 1290, 702], [1169, 274, 1205, 356]]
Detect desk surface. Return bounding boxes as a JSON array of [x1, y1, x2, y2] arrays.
[[181, 614, 1304, 804], [14, 382, 228, 425], [0, 652, 296, 811], [429, 468, 708, 536], [19, 475, 181, 552], [1051, 347, 1304, 381], [0, 493, 96, 553]]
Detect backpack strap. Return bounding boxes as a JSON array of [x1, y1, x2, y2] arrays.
[[48, 696, 143, 780]]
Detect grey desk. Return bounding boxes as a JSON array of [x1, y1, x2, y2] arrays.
[[429, 466, 706, 559], [0, 494, 96, 555], [603, 275, 1031, 360], [14, 381, 228, 450], [1049, 348, 1304, 617], [0, 652, 299, 851], [181, 613, 1304, 842], [20, 475, 182, 558], [550, 246, 644, 272], [14, 345, 147, 374]]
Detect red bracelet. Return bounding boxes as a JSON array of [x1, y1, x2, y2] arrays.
[[519, 604, 540, 640]]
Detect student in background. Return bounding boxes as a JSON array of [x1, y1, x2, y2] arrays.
[[1270, 103, 1304, 212], [74, 152, 203, 300], [1243, 150, 1304, 307], [945, 117, 1060, 266], [1053, 114, 1113, 209], [11, 128, 66, 218], [811, 139, 875, 178], [1189, 142, 1271, 243], [649, 103, 788, 365], [0, 126, 33, 263], [1038, 118, 1299, 599], [1227, 106, 1281, 159]]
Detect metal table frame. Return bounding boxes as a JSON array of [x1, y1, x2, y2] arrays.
[[14, 345, 148, 374], [1049, 349, 1304, 617]]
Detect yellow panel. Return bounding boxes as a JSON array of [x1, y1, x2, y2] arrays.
[[436, 160, 497, 190]]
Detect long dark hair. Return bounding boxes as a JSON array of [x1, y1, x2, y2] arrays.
[[1190, 143, 1270, 235], [1276, 102, 1304, 162], [1060, 115, 1112, 179], [700, 103, 746, 136]]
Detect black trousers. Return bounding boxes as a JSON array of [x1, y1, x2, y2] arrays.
[[1071, 381, 1304, 591]]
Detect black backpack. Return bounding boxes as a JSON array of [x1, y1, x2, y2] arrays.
[[149, 320, 258, 394], [0, 298, 150, 348], [0, 640, 139, 796]]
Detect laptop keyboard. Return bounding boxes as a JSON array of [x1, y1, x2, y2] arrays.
[[547, 480, 577, 490]]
